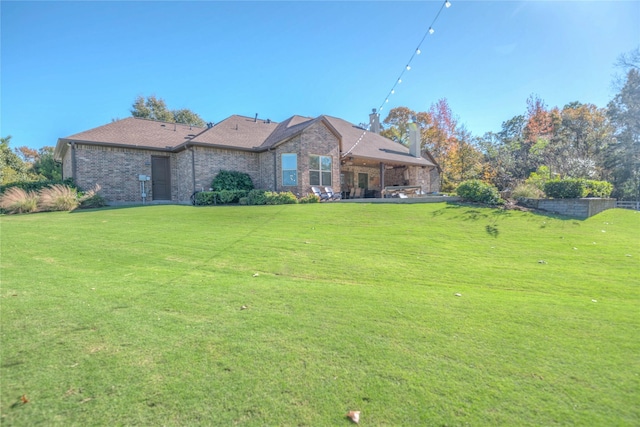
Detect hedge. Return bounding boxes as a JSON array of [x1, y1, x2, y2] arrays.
[[544, 179, 613, 199]]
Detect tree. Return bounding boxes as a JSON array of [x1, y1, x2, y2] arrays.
[[173, 109, 206, 127], [382, 100, 486, 191], [1, 136, 31, 185], [130, 95, 206, 127], [606, 68, 640, 200], [33, 146, 62, 181]]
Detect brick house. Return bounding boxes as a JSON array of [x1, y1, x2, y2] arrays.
[[54, 113, 440, 204]]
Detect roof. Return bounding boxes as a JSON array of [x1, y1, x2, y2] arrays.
[[323, 116, 435, 167], [55, 117, 205, 159], [55, 114, 437, 168], [188, 115, 279, 150]]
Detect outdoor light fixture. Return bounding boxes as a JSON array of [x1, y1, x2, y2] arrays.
[[406, 65, 411, 71], [445, 1, 451, 8], [416, 48, 421, 55], [429, 27, 435, 35]]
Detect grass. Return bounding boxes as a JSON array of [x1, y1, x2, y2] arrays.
[[1, 203, 638, 426]]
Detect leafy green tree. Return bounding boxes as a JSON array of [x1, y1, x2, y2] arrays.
[[606, 68, 640, 200], [33, 146, 62, 181], [131, 95, 205, 126], [1, 136, 31, 185]]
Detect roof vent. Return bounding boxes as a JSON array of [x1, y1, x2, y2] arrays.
[[254, 113, 258, 122], [207, 122, 214, 128]]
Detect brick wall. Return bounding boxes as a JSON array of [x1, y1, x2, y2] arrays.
[[191, 146, 260, 199], [263, 121, 341, 197], [73, 144, 178, 203]]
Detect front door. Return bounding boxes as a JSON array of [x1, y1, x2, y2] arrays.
[[151, 156, 171, 200], [358, 172, 368, 189]]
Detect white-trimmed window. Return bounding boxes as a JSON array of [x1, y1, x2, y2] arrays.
[[282, 154, 298, 186], [309, 155, 332, 186]]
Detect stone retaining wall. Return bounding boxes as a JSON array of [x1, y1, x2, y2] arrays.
[[521, 198, 616, 218]]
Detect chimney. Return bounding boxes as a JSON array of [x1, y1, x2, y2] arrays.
[[408, 117, 420, 158], [369, 108, 380, 134]]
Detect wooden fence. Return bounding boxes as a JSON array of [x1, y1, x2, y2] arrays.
[[616, 201, 640, 211]]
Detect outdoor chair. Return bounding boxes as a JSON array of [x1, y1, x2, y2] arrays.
[[348, 187, 355, 199], [311, 186, 330, 201], [324, 186, 342, 200]]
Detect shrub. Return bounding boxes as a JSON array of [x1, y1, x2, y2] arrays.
[[194, 190, 248, 205], [39, 184, 79, 211], [265, 191, 298, 205], [218, 189, 236, 204], [544, 179, 587, 199], [584, 180, 613, 198], [78, 185, 107, 209], [456, 180, 502, 205], [211, 170, 254, 192], [0, 178, 75, 194], [299, 193, 320, 204], [511, 182, 544, 200], [194, 191, 216, 206], [525, 166, 551, 191], [247, 189, 268, 205], [238, 197, 248, 205], [0, 187, 39, 214]]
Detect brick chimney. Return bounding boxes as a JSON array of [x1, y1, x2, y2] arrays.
[[369, 108, 380, 134]]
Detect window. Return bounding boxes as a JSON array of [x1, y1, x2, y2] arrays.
[[309, 155, 332, 186], [282, 154, 297, 186]]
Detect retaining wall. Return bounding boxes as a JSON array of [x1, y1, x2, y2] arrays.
[[521, 198, 616, 218]]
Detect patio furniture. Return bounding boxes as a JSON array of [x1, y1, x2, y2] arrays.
[[324, 186, 342, 200], [311, 186, 330, 201]]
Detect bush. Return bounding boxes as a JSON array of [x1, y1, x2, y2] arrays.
[[299, 193, 320, 204], [544, 179, 614, 199], [265, 191, 298, 205], [544, 179, 586, 199], [456, 180, 502, 205], [511, 182, 544, 200], [194, 190, 248, 205], [0, 187, 39, 214], [584, 180, 613, 198], [247, 189, 268, 205], [211, 170, 254, 192], [39, 184, 79, 211], [238, 197, 248, 205], [0, 178, 75, 194]]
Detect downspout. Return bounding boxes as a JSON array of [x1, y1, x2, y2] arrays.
[[269, 147, 277, 191], [191, 145, 196, 195]]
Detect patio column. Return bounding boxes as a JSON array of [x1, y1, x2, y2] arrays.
[[380, 162, 385, 197]]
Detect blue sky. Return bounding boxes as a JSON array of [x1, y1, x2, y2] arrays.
[[1, 1, 638, 150]]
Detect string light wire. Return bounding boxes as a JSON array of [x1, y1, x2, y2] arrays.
[[342, 0, 451, 158]]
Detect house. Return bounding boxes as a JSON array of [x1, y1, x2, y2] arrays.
[[53, 112, 440, 204]]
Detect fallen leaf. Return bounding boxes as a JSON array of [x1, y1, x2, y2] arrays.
[[240, 305, 248, 310], [79, 397, 93, 404], [252, 273, 259, 277], [346, 410, 360, 424], [592, 299, 597, 303], [21, 395, 29, 404], [454, 293, 462, 297], [538, 260, 547, 264]]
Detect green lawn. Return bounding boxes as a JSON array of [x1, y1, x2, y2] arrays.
[[1, 203, 638, 426]]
